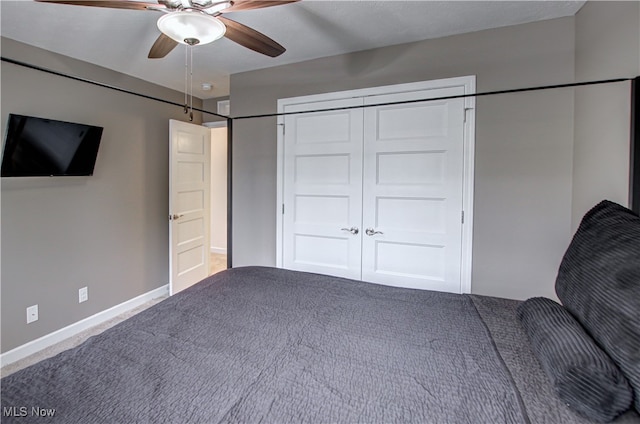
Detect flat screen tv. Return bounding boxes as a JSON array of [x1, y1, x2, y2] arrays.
[[1, 114, 103, 177]]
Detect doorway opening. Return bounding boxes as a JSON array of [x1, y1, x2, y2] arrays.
[[204, 121, 228, 276]]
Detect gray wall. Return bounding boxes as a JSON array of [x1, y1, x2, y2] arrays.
[[230, 17, 576, 300], [1, 38, 202, 352], [203, 96, 230, 124], [572, 1, 640, 229]]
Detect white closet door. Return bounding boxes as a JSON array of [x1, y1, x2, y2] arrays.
[[361, 87, 465, 292], [282, 98, 364, 280]]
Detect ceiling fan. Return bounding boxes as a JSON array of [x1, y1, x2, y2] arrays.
[[35, 0, 299, 59]]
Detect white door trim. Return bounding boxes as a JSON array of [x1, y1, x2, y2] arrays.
[[276, 76, 475, 293], [203, 121, 228, 128]]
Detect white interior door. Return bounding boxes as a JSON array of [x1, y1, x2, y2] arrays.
[[169, 119, 211, 295], [282, 98, 364, 280], [361, 87, 465, 292]]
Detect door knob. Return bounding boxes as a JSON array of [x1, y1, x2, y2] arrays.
[[365, 228, 383, 236], [341, 227, 359, 235], [169, 214, 184, 221]]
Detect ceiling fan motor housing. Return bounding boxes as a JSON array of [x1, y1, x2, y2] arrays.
[[160, 0, 233, 14]]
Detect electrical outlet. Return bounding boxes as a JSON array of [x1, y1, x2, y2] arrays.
[[79, 287, 88, 303], [26, 305, 38, 324]]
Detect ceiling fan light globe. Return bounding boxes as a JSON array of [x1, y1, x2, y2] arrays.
[[157, 12, 226, 46]]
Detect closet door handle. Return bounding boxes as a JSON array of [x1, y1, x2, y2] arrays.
[[365, 228, 383, 236], [341, 227, 359, 235]]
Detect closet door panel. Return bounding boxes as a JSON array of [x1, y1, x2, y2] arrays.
[[282, 98, 364, 280], [361, 87, 465, 292]]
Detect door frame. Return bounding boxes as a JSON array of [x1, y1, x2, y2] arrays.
[[276, 76, 476, 293]]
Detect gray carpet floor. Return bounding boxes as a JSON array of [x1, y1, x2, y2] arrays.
[[0, 296, 166, 378], [2, 253, 227, 378]]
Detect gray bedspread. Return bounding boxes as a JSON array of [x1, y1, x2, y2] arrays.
[[2, 267, 639, 423]]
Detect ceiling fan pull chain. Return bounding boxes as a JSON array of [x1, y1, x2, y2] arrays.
[[189, 45, 194, 122], [183, 45, 188, 114]]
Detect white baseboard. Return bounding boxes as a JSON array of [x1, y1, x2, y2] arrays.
[[0, 284, 169, 367], [210, 247, 227, 255]]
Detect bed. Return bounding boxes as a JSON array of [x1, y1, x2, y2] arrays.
[[2, 201, 639, 423]]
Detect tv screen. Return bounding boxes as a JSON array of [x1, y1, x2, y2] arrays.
[[1, 114, 103, 177]]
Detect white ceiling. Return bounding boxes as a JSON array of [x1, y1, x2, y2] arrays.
[[1, 0, 585, 99]]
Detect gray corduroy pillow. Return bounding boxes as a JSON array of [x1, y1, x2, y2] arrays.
[[555, 200, 640, 413], [517, 297, 632, 422]]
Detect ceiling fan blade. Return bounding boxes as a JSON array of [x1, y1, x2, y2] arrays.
[[218, 16, 285, 57], [148, 33, 179, 59], [35, 0, 164, 11], [221, 0, 299, 13]]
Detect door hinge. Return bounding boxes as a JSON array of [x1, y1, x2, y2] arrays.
[[278, 123, 285, 135], [461, 210, 465, 224], [464, 107, 473, 123], [282, 204, 285, 215]]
